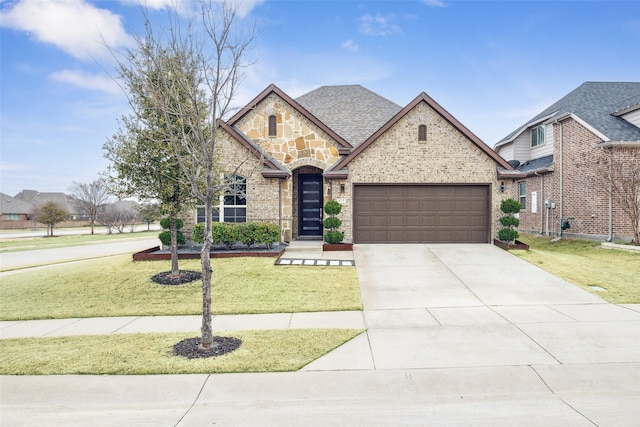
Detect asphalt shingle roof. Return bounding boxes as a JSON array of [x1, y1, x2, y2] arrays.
[[296, 85, 403, 146], [498, 82, 640, 144], [0, 192, 33, 215], [516, 154, 554, 173]]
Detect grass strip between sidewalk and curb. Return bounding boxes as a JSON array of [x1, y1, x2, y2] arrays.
[[0, 329, 364, 375], [0, 256, 363, 320], [514, 234, 640, 304]]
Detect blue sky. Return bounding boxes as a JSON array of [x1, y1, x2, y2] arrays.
[[1, 0, 639, 196]]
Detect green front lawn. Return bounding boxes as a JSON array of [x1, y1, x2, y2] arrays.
[[0, 329, 363, 375], [514, 234, 640, 304], [0, 256, 362, 320], [0, 230, 159, 253]]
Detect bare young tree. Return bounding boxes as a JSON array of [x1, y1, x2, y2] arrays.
[[603, 148, 640, 244], [68, 179, 112, 234], [116, 1, 257, 350], [100, 203, 140, 234]]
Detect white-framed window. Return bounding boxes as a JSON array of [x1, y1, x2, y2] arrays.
[[196, 174, 247, 223], [5, 214, 19, 221], [518, 181, 527, 210], [531, 125, 545, 147]]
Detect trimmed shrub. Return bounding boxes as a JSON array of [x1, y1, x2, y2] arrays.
[[159, 230, 186, 246], [160, 217, 183, 230], [255, 223, 281, 249], [498, 198, 522, 244], [499, 216, 520, 228], [324, 230, 344, 245], [212, 222, 237, 249], [323, 200, 344, 244], [191, 221, 281, 250], [192, 222, 205, 244], [236, 223, 258, 249]]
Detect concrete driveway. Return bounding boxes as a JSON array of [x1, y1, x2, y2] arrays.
[[304, 244, 640, 371]]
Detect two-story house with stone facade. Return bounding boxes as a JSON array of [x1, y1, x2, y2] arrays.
[[197, 84, 517, 244], [494, 82, 640, 242]]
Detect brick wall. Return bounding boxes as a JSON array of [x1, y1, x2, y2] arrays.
[[516, 118, 639, 241], [345, 101, 509, 241]]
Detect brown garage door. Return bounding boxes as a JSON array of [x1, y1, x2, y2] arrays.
[[354, 185, 489, 243]]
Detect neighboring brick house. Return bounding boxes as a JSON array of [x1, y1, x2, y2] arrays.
[[494, 82, 640, 242], [2, 190, 83, 229], [194, 84, 516, 244], [0, 192, 33, 229]]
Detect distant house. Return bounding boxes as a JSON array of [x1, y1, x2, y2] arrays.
[[1, 190, 86, 229], [13, 190, 82, 219], [494, 82, 640, 242], [0, 193, 34, 229], [189, 84, 516, 243]]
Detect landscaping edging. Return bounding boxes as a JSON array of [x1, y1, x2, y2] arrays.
[[323, 242, 354, 251], [133, 245, 285, 261], [493, 239, 530, 251]]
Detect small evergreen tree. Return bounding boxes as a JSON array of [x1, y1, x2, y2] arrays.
[[498, 198, 521, 243], [323, 200, 344, 244]]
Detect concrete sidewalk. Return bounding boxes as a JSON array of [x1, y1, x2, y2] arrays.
[[1, 243, 640, 426], [0, 311, 365, 339]]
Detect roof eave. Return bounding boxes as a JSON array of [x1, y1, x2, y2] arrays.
[[599, 140, 640, 148], [497, 169, 527, 180], [323, 169, 349, 179], [261, 169, 290, 179]]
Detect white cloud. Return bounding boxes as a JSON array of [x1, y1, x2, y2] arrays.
[[120, 0, 265, 17], [0, 162, 28, 172], [50, 69, 122, 94], [341, 39, 359, 52], [0, 0, 133, 60], [359, 13, 401, 36], [226, 0, 265, 18], [421, 0, 446, 7]]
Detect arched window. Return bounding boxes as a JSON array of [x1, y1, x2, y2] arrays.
[[196, 174, 247, 223], [268, 115, 277, 137], [418, 124, 427, 141]]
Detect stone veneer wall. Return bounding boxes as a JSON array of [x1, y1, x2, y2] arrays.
[[234, 93, 344, 240], [343, 102, 507, 242]]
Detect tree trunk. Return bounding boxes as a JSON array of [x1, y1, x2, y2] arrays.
[[200, 195, 214, 349], [170, 215, 180, 276]]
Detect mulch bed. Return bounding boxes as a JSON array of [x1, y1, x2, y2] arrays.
[[151, 270, 202, 285], [173, 336, 242, 359]]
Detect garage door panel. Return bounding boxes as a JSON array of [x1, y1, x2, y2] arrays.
[[406, 214, 421, 227], [354, 185, 489, 243], [388, 214, 404, 227]]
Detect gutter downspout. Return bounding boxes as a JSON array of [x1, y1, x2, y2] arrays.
[[535, 171, 544, 234], [607, 148, 613, 241], [278, 178, 283, 243], [558, 120, 564, 239]]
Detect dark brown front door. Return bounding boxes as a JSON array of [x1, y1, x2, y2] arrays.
[[299, 174, 323, 237], [354, 184, 490, 243]]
